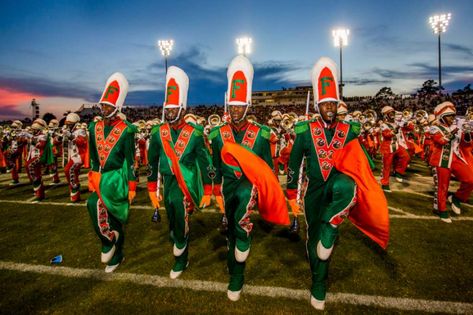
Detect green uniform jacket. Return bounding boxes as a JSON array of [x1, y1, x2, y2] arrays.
[[287, 119, 361, 192], [88, 119, 137, 223], [208, 121, 273, 184], [147, 122, 212, 200]]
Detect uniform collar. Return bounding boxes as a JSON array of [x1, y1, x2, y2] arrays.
[[105, 117, 122, 127], [230, 120, 250, 132], [170, 120, 187, 130], [319, 118, 337, 129]]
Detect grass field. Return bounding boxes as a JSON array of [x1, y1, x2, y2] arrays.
[[1, 158, 473, 314]]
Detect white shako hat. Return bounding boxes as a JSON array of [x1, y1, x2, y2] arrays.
[[99, 72, 129, 113], [164, 66, 189, 110], [337, 101, 348, 115], [226, 55, 254, 106], [434, 101, 456, 119], [311, 57, 339, 110]]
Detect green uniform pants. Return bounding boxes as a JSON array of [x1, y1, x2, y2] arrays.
[[222, 178, 256, 291], [304, 172, 356, 300], [163, 176, 189, 267], [87, 192, 125, 266]]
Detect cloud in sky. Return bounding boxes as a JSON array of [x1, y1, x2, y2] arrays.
[[0, 76, 98, 102], [1, 41, 472, 120]]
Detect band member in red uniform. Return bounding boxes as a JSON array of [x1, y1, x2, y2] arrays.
[[429, 102, 473, 222], [63, 113, 88, 202], [26, 119, 53, 200], [379, 106, 410, 191]]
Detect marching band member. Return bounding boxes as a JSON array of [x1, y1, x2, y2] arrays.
[[147, 66, 212, 279], [87, 72, 137, 272], [429, 102, 473, 222], [63, 113, 88, 202], [336, 101, 348, 122], [286, 57, 389, 310], [379, 106, 410, 191], [208, 55, 289, 301], [48, 119, 61, 184], [26, 119, 54, 200], [423, 114, 436, 163], [5, 120, 28, 184]]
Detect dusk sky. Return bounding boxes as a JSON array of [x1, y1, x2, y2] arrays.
[[1, 0, 472, 119]]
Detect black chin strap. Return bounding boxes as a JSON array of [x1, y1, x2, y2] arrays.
[[166, 107, 183, 124]]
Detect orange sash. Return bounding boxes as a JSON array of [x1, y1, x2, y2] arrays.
[[160, 123, 196, 211], [160, 123, 194, 160], [95, 120, 127, 169], [309, 120, 349, 181]]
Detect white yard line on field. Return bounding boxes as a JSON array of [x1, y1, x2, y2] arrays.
[[0, 199, 472, 221], [391, 189, 473, 209], [0, 261, 472, 314]]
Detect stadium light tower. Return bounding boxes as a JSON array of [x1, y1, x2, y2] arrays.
[[332, 28, 349, 99], [236, 37, 252, 56], [429, 13, 451, 91], [157, 39, 174, 74]]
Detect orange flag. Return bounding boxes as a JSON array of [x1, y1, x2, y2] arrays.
[[334, 140, 390, 249], [221, 142, 290, 225]]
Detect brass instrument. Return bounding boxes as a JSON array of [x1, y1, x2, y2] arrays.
[[288, 112, 298, 121], [184, 113, 197, 124], [247, 114, 257, 123], [208, 114, 221, 127], [351, 110, 362, 119], [271, 110, 282, 120], [358, 114, 367, 123], [363, 120, 373, 131], [281, 116, 295, 131], [281, 113, 291, 120], [402, 109, 413, 120], [363, 109, 378, 123], [465, 106, 473, 121], [312, 113, 321, 120], [414, 110, 428, 124], [197, 116, 207, 126]]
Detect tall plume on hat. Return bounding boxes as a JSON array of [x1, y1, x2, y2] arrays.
[[164, 66, 189, 110], [311, 57, 339, 108], [226, 55, 254, 106], [99, 72, 129, 112]]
